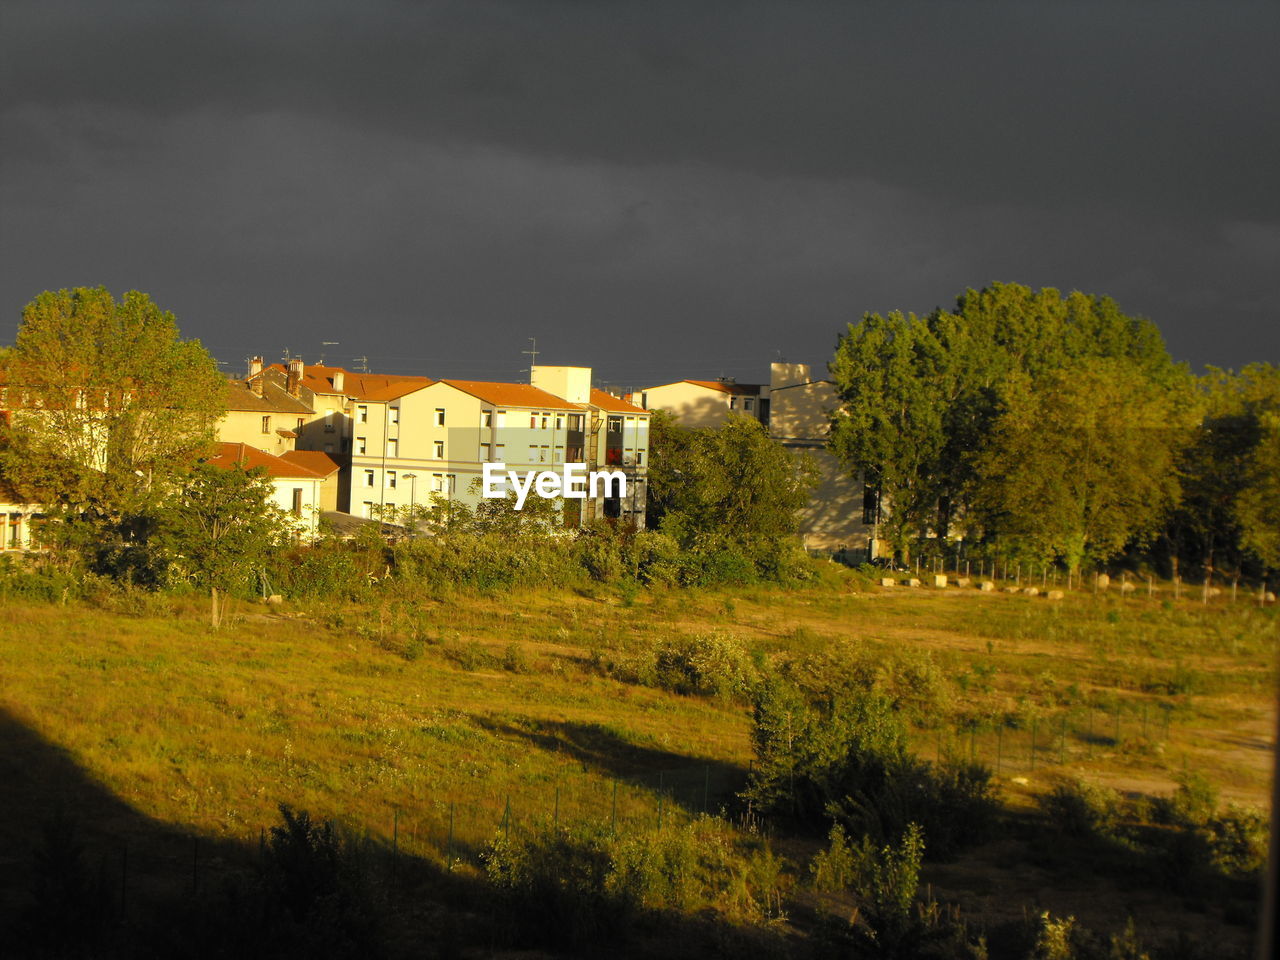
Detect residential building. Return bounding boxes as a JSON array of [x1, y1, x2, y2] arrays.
[[205, 442, 331, 538], [219, 364, 312, 457], [638, 363, 875, 555], [767, 362, 877, 554], [633, 378, 768, 429]]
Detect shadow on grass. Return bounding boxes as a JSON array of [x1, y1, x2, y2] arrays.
[[0, 706, 783, 959], [473, 715, 750, 813]]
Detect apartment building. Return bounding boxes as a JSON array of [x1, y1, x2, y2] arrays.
[[206, 442, 333, 538], [766, 362, 876, 554], [638, 363, 874, 555], [633, 378, 768, 429], [219, 368, 312, 457]]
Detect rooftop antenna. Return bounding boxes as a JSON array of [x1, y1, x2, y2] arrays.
[[319, 341, 339, 365], [281, 349, 293, 364], [522, 337, 539, 381], [354, 356, 370, 374]]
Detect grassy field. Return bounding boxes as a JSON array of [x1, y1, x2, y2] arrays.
[[0, 570, 1274, 955]]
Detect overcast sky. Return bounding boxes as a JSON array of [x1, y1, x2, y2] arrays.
[[2, 1, 1276, 387]]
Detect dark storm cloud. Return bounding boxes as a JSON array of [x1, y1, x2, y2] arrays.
[[2, 1, 1276, 382]]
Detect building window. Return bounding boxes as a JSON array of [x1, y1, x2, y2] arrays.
[[530, 413, 538, 429], [541, 415, 549, 429], [496, 410, 507, 427], [607, 415, 622, 432], [482, 410, 493, 427], [432, 473, 444, 492], [357, 405, 368, 424], [292, 488, 303, 516], [567, 414, 583, 431], [744, 398, 754, 412], [729, 397, 737, 409], [364, 469, 375, 487], [482, 442, 492, 460], [390, 406, 400, 424], [636, 450, 644, 466], [433, 440, 444, 459], [296, 417, 305, 431], [261, 415, 271, 433], [555, 414, 564, 429], [323, 442, 333, 453], [495, 443, 505, 460], [528, 445, 539, 462], [540, 445, 549, 462], [446, 474, 456, 494], [387, 471, 397, 489], [435, 408, 445, 426], [387, 438, 398, 457], [554, 446, 564, 463], [356, 436, 367, 454], [362, 501, 374, 519], [324, 411, 335, 432]]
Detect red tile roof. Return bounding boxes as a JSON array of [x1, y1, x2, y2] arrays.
[[265, 364, 432, 402], [589, 388, 647, 414], [440, 380, 585, 410], [206, 442, 327, 480], [279, 450, 341, 478]]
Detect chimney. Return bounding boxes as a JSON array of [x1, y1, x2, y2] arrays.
[[332, 370, 345, 392], [287, 357, 304, 397], [248, 356, 265, 397]]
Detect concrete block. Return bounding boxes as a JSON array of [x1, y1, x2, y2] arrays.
[[879, 578, 896, 587], [904, 578, 921, 587], [933, 574, 948, 588], [1046, 590, 1065, 600], [1023, 586, 1040, 596], [1096, 573, 1111, 589], [954, 577, 970, 588], [979, 581, 995, 592], [1119, 581, 1135, 593], [266, 594, 283, 606], [1265, 591, 1276, 603]]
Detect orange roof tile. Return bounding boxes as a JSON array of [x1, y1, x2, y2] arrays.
[[589, 388, 648, 414], [279, 450, 341, 478], [265, 364, 432, 402], [440, 380, 586, 410], [206, 442, 326, 480]]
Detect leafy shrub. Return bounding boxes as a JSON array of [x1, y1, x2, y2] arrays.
[[602, 632, 759, 702], [1038, 779, 1124, 841], [482, 816, 785, 950], [811, 823, 857, 892]]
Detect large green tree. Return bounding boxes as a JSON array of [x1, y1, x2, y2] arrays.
[[647, 412, 817, 579], [0, 287, 225, 520], [156, 462, 289, 627], [828, 283, 1184, 561], [971, 360, 1187, 572]]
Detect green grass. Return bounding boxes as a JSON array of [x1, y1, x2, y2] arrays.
[[0, 573, 1274, 951]]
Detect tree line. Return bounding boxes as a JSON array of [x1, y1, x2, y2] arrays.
[[828, 282, 1278, 582]]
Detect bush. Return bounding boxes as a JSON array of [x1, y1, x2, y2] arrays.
[[1038, 779, 1124, 842], [602, 632, 759, 702], [482, 816, 785, 950]]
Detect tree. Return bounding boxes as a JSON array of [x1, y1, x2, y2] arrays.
[[647, 412, 817, 579], [828, 311, 953, 559], [828, 283, 1184, 560], [971, 360, 1187, 573], [1230, 365, 1280, 572], [0, 287, 225, 526], [156, 463, 289, 627]]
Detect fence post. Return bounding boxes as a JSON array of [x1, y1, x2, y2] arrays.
[[502, 796, 511, 837]]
